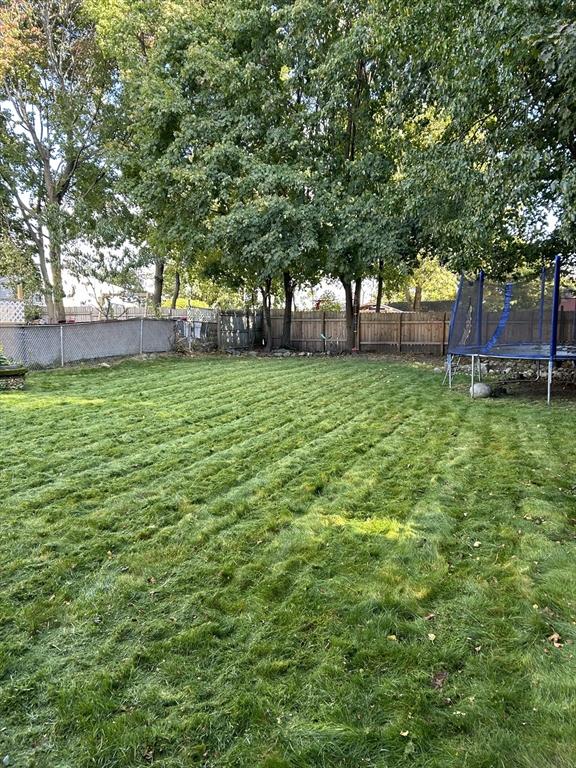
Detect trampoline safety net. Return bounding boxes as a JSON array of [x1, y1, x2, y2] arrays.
[[448, 268, 576, 360]]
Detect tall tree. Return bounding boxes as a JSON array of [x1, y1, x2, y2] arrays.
[[89, 0, 214, 314], [0, 0, 117, 322]]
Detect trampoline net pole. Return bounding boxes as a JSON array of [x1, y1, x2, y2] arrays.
[[550, 255, 561, 359]]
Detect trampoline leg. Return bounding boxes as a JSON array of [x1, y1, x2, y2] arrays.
[[448, 354, 453, 389], [477, 356, 482, 382], [471, 355, 475, 398], [547, 360, 553, 405]]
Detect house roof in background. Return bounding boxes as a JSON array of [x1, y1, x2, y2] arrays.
[[359, 303, 403, 313]]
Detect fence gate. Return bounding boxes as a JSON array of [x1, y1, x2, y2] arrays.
[[218, 310, 262, 349]]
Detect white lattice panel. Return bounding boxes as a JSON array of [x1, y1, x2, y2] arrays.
[[0, 300, 25, 324]]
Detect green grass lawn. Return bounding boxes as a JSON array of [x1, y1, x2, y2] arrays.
[[1, 356, 576, 768]]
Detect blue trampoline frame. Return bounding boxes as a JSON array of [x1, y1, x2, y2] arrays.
[[447, 255, 569, 403]]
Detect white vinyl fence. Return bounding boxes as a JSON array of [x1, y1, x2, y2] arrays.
[[0, 319, 176, 369]]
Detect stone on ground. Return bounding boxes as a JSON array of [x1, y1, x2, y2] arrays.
[[470, 382, 492, 398]]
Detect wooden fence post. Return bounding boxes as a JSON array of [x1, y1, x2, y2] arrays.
[[441, 312, 447, 355], [398, 314, 403, 352], [217, 309, 222, 350]]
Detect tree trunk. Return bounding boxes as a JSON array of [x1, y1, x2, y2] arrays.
[[49, 241, 66, 323], [353, 278, 362, 350], [261, 279, 273, 352], [341, 278, 354, 351], [413, 284, 422, 311], [261, 277, 273, 352], [171, 270, 180, 309], [375, 259, 383, 313], [281, 271, 294, 348], [35, 239, 57, 322], [153, 259, 165, 310], [44, 292, 56, 324]]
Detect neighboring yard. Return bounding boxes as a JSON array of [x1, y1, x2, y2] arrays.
[[2, 356, 576, 768]]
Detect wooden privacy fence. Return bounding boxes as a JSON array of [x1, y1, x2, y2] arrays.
[[471, 308, 576, 347], [270, 311, 451, 354]]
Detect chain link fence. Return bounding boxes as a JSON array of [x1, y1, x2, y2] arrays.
[[0, 319, 176, 369], [0, 308, 274, 368], [0, 312, 263, 369]]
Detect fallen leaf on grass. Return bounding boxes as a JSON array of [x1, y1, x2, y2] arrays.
[[431, 671, 448, 689], [428, 633, 436, 642], [548, 632, 563, 648], [400, 730, 410, 737], [423, 612, 436, 621]]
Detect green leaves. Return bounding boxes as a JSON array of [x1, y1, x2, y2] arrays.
[[98, 0, 429, 297], [0, 0, 124, 318], [86, 0, 576, 303], [389, 0, 576, 274]]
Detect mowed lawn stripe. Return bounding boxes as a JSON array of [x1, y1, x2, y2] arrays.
[[2, 365, 420, 596], [2, 360, 398, 513], [0, 359, 334, 480]]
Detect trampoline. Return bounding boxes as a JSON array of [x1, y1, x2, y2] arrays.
[[446, 255, 576, 403]]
